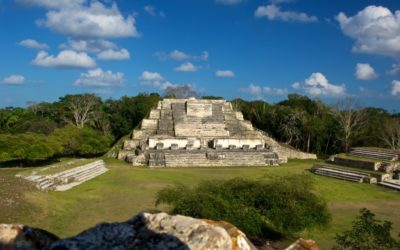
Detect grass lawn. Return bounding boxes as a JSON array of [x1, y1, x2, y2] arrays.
[[1, 158, 400, 249]]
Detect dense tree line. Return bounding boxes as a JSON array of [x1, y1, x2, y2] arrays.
[[232, 94, 400, 157], [0, 93, 160, 165], [0, 91, 399, 165]]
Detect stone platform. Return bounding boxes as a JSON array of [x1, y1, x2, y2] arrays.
[[19, 160, 108, 191], [118, 98, 316, 167]]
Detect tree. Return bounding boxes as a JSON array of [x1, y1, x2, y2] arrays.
[[381, 117, 400, 150], [333, 208, 400, 250], [332, 98, 366, 152], [59, 94, 101, 128]]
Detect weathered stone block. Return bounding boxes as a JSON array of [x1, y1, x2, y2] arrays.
[[256, 144, 264, 150], [229, 145, 236, 150], [242, 145, 250, 151], [156, 143, 164, 150], [171, 144, 179, 150]]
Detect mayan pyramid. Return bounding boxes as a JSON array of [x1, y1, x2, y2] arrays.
[[118, 98, 316, 167]]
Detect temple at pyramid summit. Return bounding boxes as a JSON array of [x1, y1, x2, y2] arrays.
[[117, 98, 316, 167]]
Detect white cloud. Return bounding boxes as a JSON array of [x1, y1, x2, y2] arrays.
[[139, 71, 178, 90], [336, 5, 400, 58], [60, 39, 116, 52], [139, 71, 164, 81], [175, 62, 198, 72], [391, 80, 400, 96], [16, 0, 84, 9], [263, 86, 288, 95], [74, 68, 123, 87], [19, 39, 49, 50], [242, 84, 288, 97], [387, 64, 400, 76], [299, 72, 346, 96], [216, 70, 235, 78], [143, 5, 165, 17], [2, 74, 25, 85], [154, 50, 209, 61], [32, 50, 96, 68], [291, 82, 301, 89], [97, 48, 130, 60], [169, 50, 190, 61], [39, 1, 139, 38], [255, 4, 318, 23], [355, 63, 378, 80], [144, 5, 156, 16], [215, 0, 243, 5]]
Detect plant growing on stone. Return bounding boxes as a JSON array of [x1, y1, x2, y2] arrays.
[[155, 175, 331, 240]]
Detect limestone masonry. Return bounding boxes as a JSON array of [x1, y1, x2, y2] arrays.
[[118, 98, 316, 167]]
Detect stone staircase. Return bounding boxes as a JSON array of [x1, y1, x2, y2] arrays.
[[22, 160, 108, 191], [311, 165, 368, 183], [379, 179, 400, 191], [349, 147, 398, 161]]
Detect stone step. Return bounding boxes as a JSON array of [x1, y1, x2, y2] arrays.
[[313, 165, 369, 177], [314, 169, 363, 183], [55, 168, 108, 191], [378, 180, 400, 191], [51, 161, 104, 179], [315, 168, 365, 179], [62, 165, 106, 181]]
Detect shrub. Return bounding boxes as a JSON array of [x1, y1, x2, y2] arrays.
[[333, 208, 400, 250], [156, 175, 330, 240], [52, 125, 114, 157]]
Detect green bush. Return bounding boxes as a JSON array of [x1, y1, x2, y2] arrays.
[[333, 208, 400, 250], [156, 175, 330, 240]]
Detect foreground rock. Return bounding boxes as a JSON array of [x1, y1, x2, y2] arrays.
[[0, 213, 319, 250], [0, 213, 256, 250]]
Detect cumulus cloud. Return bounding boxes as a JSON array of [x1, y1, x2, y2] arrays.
[[139, 71, 178, 90], [295, 72, 346, 96], [97, 48, 130, 60], [32, 50, 96, 68], [19, 39, 49, 50], [74, 68, 123, 87], [60, 39, 116, 52], [242, 83, 288, 97], [355, 63, 378, 80], [139, 71, 164, 81], [154, 50, 208, 61], [216, 70, 235, 78], [336, 5, 400, 58], [175, 62, 198, 72], [2, 74, 25, 85], [38, 1, 139, 39], [215, 0, 244, 5], [255, 4, 317, 23], [391, 80, 400, 96]]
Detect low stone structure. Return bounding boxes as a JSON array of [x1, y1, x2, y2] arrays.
[[118, 98, 316, 167], [0, 213, 319, 250], [18, 160, 108, 191], [317, 147, 400, 189]]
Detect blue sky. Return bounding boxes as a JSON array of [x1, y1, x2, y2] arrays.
[[1, 0, 400, 111]]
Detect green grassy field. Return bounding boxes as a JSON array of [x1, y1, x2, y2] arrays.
[[1, 158, 399, 249]]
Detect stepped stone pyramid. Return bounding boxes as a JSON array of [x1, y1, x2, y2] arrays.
[[118, 98, 316, 167]]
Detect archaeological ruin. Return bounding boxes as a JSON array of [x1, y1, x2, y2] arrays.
[[118, 98, 316, 167]]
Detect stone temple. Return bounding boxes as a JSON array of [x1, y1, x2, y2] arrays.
[[118, 98, 316, 167]]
